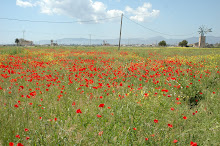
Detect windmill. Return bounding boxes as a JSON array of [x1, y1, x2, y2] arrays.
[[198, 26, 212, 48]]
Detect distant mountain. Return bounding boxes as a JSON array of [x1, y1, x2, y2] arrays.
[[35, 36, 220, 45]]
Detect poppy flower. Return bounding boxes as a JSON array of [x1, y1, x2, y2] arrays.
[[154, 119, 158, 123], [97, 114, 102, 118], [171, 107, 175, 111], [76, 109, 82, 113], [25, 128, 29, 132], [9, 142, 14, 146], [99, 104, 105, 108], [98, 131, 103, 136], [16, 135, 20, 138], [14, 104, 19, 108], [190, 141, 197, 146], [133, 128, 137, 130], [183, 116, 187, 120], [145, 138, 148, 141], [17, 143, 24, 146], [168, 124, 173, 128], [173, 139, 178, 143]]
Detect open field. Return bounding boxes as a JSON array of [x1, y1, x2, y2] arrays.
[[0, 46, 219, 145]]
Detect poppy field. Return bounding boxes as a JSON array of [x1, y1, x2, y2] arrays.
[[0, 46, 219, 145]]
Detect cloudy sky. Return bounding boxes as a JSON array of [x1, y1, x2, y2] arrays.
[[0, 0, 219, 44]]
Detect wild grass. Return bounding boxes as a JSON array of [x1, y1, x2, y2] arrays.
[[0, 46, 219, 145]]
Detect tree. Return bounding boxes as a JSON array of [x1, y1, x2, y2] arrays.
[[15, 38, 19, 46], [158, 40, 167, 46], [179, 40, 188, 47]]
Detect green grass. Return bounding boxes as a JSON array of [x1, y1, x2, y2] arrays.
[[0, 46, 219, 145]]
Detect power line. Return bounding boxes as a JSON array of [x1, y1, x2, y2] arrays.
[[0, 16, 120, 24], [123, 15, 197, 37], [0, 30, 118, 38]]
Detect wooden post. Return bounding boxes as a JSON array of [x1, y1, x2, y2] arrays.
[[118, 13, 123, 51]]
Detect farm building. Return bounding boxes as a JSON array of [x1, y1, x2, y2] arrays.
[[18, 39, 33, 46]]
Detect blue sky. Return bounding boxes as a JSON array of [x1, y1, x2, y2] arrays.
[[0, 0, 219, 44]]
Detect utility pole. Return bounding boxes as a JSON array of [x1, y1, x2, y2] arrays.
[[23, 30, 25, 40], [118, 13, 123, 50], [89, 34, 91, 46]]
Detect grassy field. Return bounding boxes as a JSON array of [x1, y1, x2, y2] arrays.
[[0, 46, 219, 146]]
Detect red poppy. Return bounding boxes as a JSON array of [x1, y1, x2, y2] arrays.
[[154, 119, 158, 123], [98, 131, 103, 136], [25, 128, 29, 132], [54, 118, 57, 121], [190, 141, 197, 146], [76, 109, 82, 113], [97, 114, 102, 118], [171, 107, 175, 111], [17, 143, 24, 146], [16, 135, 20, 138], [173, 139, 178, 143], [14, 104, 19, 108], [145, 138, 148, 141], [183, 116, 187, 120], [9, 142, 14, 146], [168, 124, 173, 128], [133, 128, 137, 130], [99, 104, 105, 108]]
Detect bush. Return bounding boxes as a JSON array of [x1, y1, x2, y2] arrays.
[[158, 40, 167, 46]]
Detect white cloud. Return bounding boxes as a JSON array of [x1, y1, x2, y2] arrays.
[[125, 3, 160, 22], [35, 0, 122, 21], [16, 0, 34, 7], [16, 1, 159, 23]]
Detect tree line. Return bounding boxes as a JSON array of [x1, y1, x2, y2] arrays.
[[158, 40, 188, 47]]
